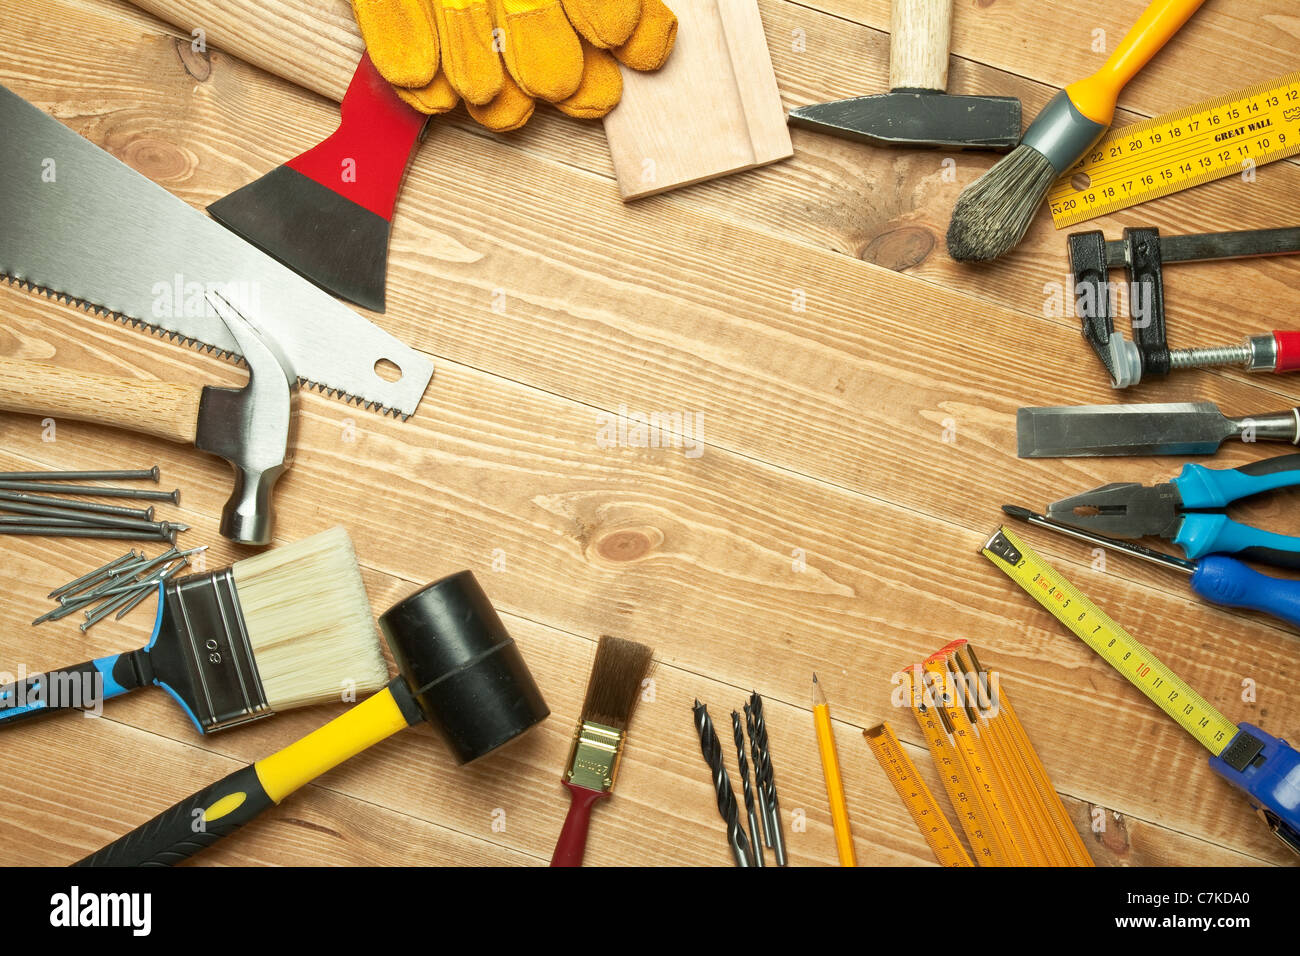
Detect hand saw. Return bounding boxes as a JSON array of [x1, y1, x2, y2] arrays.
[[0, 84, 432, 419]]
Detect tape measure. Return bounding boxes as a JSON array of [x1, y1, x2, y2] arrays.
[[981, 525, 1236, 755], [1047, 71, 1300, 228], [864, 721, 973, 867]]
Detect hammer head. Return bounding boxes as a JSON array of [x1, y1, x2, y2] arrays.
[[379, 570, 550, 763], [195, 291, 298, 546], [788, 91, 1021, 151]]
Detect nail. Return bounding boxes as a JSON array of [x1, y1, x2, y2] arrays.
[[48, 550, 139, 598], [0, 481, 179, 503], [0, 525, 170, 541], [0, 490, 154, 521], [0, 466, 160, 482]]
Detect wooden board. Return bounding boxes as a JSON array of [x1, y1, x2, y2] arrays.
[[0, 0, 1296, 868], [603, 0, 793, 198]]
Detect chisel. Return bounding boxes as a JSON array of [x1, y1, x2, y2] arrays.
[[1016, 402, 1300, 458]]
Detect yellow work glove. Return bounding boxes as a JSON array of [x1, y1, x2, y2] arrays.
[[351, 0, 676, 131]]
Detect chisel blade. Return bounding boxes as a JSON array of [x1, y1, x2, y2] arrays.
[[1017, 403, 1239, 458]]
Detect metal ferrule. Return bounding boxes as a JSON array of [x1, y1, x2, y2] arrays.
[[1020, 90, 1110, 174], [160, 568, 271, 732], [1246, 334, 1279, 372], [564, 719, 624, 792]]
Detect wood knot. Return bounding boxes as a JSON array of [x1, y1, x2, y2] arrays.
[[859, 225, 934, 271], [119, 137, 192, 183], [593, 527, 663, 564], [172, 35, 213, 81]]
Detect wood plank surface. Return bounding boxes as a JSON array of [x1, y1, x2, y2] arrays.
[[0, 0, 1296, 867]]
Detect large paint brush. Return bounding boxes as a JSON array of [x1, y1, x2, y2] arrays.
[[550, 635, 654, 866], [946, 0, 1204, 262], [0, 527, 388, 733]]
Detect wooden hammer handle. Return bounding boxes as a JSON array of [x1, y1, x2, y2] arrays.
[[0, 357, 202, 445], [890, 0, 953, 92]]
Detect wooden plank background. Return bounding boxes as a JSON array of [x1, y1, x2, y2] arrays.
[[0, 0, 1297, 866]]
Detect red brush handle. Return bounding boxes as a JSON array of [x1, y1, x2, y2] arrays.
[[285, 53, 428, 221], [549, 783, 609, 867], [1272, 331, 1300, 373]]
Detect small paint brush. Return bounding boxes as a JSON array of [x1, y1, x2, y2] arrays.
[[0, 526, 389, 733], [550, 635, 654, 866], [946, 0, 1205, 262]]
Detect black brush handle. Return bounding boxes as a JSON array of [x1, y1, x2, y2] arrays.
[[75, 765, 275, 867], [0, 653, 142, 726]]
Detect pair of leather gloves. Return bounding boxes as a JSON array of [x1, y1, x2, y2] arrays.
[[351, 0, 677, 131]]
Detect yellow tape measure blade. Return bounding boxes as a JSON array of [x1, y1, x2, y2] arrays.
[[1047, 72, 1300, 228], [981, 525, 1238, 757], [864, 722, 973, 867]]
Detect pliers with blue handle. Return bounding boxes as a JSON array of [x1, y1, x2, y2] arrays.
[[1047, 453, 1300, 569]]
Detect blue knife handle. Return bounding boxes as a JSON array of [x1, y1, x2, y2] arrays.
[[0, 654, 134, 725], [1209, 724, 1300, 855], [1175, 512, 1300, 569], [1173, 454, 1300, 509], [1191, 556, 1300, 630]]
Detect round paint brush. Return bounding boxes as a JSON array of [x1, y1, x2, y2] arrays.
[[946, 0, 1205, 262]]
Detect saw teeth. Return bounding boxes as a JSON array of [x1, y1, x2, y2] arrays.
[[3, 271, 405, 419]]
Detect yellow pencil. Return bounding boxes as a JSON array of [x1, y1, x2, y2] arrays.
[[812, 674, 857, 866]]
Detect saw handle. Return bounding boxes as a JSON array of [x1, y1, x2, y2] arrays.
[[890, 0, 953, 92], [0, 357, 201, 444]]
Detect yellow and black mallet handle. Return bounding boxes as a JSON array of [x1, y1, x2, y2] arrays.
[[76, 570, 551, 867], [76, 678, 419, 866]]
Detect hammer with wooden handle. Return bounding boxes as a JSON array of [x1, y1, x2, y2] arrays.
[[0, 292, 297, 545], [787, 0, 1022, 150]]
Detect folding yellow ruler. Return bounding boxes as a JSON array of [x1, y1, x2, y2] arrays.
[[1047, 71, 1300, 227], [863, 721, 973, 867]]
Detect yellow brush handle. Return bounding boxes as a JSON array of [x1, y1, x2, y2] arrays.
[[1066, 0, 1206, 125], [255, 684, 413, 803]]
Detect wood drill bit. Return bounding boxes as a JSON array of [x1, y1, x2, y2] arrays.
[[692, 700, 753, 867], [748, 691, 788, 866], [730, 710, 765, 867], [744, 701, 772, 850]]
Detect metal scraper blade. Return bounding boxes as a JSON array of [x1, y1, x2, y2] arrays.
[[1016, 403, 1235, 458], [0, 84, 432, 418]]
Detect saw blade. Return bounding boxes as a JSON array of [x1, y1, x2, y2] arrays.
[[0, 84, 432, 418]]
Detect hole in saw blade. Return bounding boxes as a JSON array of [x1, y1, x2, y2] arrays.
[[374, 358, 403, 383]]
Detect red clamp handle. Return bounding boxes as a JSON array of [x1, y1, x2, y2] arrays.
[[1272, 331, 1300, 373]]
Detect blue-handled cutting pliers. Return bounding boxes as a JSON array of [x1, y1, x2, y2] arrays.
[[1047, 453, 1300, 569]]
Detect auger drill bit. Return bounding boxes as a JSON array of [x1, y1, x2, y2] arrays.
[[693, 701, 753, 867], [748, 692, 788, 866], [731, 710, 765, 867]]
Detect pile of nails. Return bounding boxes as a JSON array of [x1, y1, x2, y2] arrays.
[[0, 466, 186, 543], [36, 546, 207, 632]]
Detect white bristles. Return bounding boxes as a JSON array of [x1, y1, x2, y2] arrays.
[[230, 526, 388, 712]]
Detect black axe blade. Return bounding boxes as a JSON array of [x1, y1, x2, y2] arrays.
[[208, 54, 429, 313], [788, 91, 1021, 151]]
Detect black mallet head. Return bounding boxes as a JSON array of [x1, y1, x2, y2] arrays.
[[379, 570, 550, 763]]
